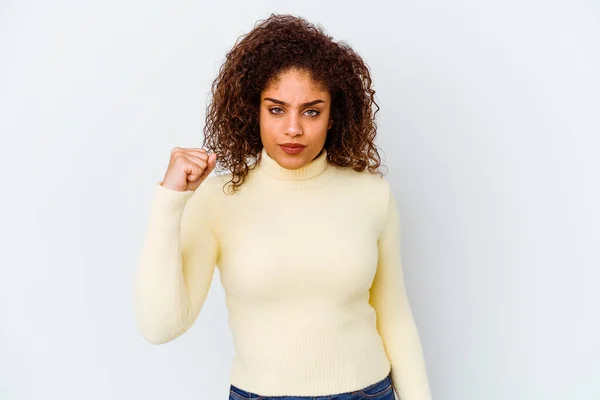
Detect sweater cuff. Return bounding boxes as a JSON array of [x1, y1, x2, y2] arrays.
[[148, 183, 196, 227], [154, 182, 195, 208]]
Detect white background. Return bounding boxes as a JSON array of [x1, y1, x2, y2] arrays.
[[1, 1, 599, 399]]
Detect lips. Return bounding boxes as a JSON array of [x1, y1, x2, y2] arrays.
[[280, 144, 306, 154]]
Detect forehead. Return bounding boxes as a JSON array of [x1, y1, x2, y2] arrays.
[[263, 68, 329, 97]]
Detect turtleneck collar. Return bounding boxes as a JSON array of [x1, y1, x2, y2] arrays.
[[253, 147, 332, 190]]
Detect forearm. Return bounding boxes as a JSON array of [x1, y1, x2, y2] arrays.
[[378, 302, 432, 400], [134, 185, 196, 344], [373, 182, 433, 399]]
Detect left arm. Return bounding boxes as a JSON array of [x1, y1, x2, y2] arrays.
[[369, 182, 433, 400]]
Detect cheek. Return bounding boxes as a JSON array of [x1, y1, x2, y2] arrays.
[[259, 113, 278, 141], [258, 108, 267, 126], [258, 109, 269, 129], [259, 114, 274, 131], [316, 116, 331, 133]]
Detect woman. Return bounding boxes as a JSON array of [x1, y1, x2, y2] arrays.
[[135, 13, 432, 400]]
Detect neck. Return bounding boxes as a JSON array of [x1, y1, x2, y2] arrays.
[[253, 147, 332, 190]]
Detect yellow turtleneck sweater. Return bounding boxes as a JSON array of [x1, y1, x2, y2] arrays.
[[134, 147, 432, 399]]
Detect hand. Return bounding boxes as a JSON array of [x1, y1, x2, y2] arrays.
[[160, 147, 217, 192]]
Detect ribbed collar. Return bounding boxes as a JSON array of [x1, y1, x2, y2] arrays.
[[253, 147, 332, 190]]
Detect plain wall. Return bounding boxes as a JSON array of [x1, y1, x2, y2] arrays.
[[1, 1, 599, 399]]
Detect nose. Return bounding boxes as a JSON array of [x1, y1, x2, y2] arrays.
[[285, 113, 303, 137]]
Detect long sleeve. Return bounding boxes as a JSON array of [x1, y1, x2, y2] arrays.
[[369, 183, 433, 400], [134, 181, 220, 345]]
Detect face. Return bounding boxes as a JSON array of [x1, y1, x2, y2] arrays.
[[259, 68, 333, 170]]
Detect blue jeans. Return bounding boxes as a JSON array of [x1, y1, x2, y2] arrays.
[[229, 372, 395, 400]]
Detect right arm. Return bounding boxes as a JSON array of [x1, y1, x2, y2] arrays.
[[134, 148, 220, 344]]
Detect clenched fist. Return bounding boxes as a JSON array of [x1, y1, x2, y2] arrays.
[[160, 147, 217, 192]]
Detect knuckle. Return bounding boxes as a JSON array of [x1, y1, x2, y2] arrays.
[[174, 155, 187, 166]]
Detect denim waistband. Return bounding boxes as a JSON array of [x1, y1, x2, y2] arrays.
[[229, 371, 392, 399]]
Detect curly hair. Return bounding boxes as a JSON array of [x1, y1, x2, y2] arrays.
[[202, 13, 385, 193]]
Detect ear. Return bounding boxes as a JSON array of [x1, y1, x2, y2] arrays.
[[328, 119, 333, 130]]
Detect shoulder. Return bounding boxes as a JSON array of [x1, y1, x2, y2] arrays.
[[329, 166, 392, 219], [336, 168, 401, 239], [331, 165, 391, 197]]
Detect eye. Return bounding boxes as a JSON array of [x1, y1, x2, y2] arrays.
[[269, 107, 284, 115], [305, 109, 320, 117]]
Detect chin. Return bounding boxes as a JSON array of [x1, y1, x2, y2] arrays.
[[278, 156, 307, 170]]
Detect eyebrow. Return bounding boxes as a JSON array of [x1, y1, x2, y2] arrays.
[[263, 97, 326, 107]]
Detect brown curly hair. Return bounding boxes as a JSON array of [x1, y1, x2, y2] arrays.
[[202, 13, 385, 193]]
